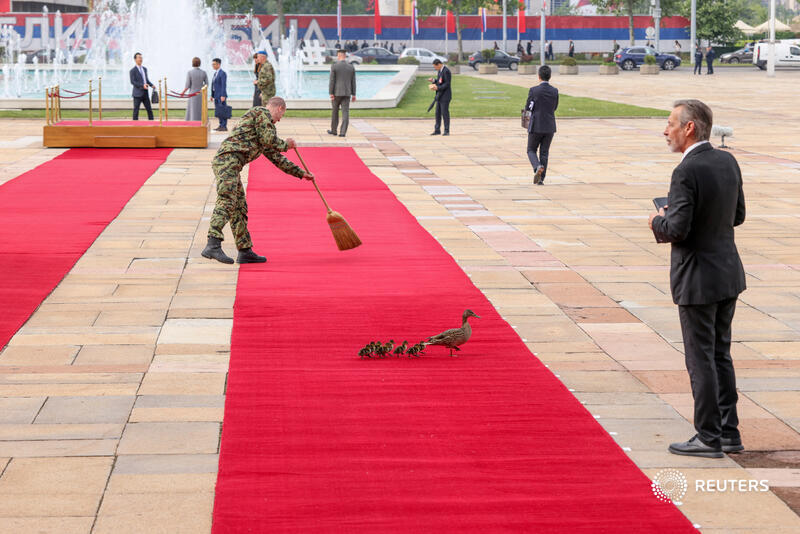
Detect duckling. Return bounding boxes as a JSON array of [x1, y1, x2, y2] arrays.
[[394, 341, 408, 357], [358, 347, 372, 359], [412, 342, 426, 355], [383, 340, 395, 354], [425, 309, 480, 357], [406, 346, 419, 358]]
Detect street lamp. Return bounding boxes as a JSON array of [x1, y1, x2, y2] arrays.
[[768, 0, 776, 77]]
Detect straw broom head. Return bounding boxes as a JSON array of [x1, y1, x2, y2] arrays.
[[326, 209, 362, 251]]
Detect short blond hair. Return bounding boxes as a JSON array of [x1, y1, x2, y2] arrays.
[[267, 96, 286, 109]]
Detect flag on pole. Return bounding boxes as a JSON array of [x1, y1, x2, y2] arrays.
[[446, 1, 456, 33], [518, 4, 526, 35], [337, 0, 342, 40], [481, 7, 488, 33], [412, 1, 419, 34], [371, 0, 381, 35]]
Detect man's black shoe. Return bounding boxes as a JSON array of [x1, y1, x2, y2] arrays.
[[237, 248, 267, 264], [431, 131, 441, 136], [327, 129, 337, 136], [668, 435, 724, 458], [338, 133, 346, 137], [201, 237, 234, 264], [443, 131, 449, 136], [721, 436, 744, 453]]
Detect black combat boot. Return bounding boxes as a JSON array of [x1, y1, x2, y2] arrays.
[[201, 236, 234, 264], [237, 248, 267, 264]]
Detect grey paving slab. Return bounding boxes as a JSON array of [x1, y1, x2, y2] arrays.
[[35, 396, 135, 424]]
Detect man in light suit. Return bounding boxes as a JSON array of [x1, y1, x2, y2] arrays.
[[650, 99, 746, 458], [129, 52, 154, 121], [430, 59, 451, 136], [327, 50, 356, 137], [211, 58, 229, 131], [524, 65, 558, 185]]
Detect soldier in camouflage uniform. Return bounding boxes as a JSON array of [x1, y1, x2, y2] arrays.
[[256, 50, 276, 105], [202, 96, 314, 264]]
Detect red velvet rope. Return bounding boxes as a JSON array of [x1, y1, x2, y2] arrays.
[[54, 91, 92, 99], [167, 89, 203, 98]]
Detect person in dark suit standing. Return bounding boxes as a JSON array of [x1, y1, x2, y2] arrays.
[[429, 59, 451, 136], [705, 45, 716, 74], [568, 39, 575, 57], [129, 52, 154, 120], [547, 40, 554, 61], [526, 41, 532, 55], [211, 58, 229, 132], [650, 99, 746, 458], [524, 65, 558, 185], [328, 49, 356, 137], [694, 46, 703, 74]]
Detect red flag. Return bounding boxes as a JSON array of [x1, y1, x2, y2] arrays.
[[371, 0, 381, 35], [446, 0, 456, 33], [518, 5, 526, 34]]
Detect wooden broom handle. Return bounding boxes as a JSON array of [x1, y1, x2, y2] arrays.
[[293, 147, 332, 213]]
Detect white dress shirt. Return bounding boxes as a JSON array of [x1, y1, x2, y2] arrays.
[[681, 140, 709, 162]]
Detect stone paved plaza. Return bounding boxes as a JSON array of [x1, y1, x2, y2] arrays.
[[0, 66, 799, 532]]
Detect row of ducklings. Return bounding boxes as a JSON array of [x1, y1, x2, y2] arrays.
[[359, 340, 427, 359]]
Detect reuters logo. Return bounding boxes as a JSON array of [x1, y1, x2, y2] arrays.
[[652, 469, 688, 503]]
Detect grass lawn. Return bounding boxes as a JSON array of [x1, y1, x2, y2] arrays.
[[0, 74, 667, 120]]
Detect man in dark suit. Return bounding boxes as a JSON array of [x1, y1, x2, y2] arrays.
[[129, 52, 154, 120], [650, 99, 746, 458], [211, 58, 229, 131], [705, 45, 716, 74], [328, 50, 356, 137], [524, 65, 558, 185], [430, 59, 451, 136]]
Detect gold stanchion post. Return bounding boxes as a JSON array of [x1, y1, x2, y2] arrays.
[[98, 76, 103, 121], [45, 87, 50, 125], [201, 84, 208, 126], [164, 77, 169, 121], [56, 85, 61, 122], [88, 80, 93, 125]]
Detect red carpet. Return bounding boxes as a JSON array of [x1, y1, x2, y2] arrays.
[[213, 148, 698, 533], [0, 148, 172, 349], [56, 120, 201, 127]]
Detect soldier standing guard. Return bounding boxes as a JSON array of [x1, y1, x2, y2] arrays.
[[256, 50, 276, 104], [201, 97, 314, 264]]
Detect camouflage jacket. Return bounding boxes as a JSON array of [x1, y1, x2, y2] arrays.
[[214, 107, 304, 178], [257, 60, 276, 100]]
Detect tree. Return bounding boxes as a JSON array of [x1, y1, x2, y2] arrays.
[[591, 0, 682, 45], [686, 0, 742, 45], [417, 0, 503, 61]]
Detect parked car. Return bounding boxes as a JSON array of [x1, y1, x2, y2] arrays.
[[720, 44, 755, 63], [753, 39, 800, 69], [468, 50, 519, 70], [615, 46, 681, 70], [399, 47, 447, 65], [352, 47, 399, 64], [322, 48, 362, 64]]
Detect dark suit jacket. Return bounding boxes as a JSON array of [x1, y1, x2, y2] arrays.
[[652, 143, 746, 305], [525, 81, 558, 134], [212, 69, 227, 100], [329, 60, 356, 97], [433, 66, 451, 102], [129, 65, 153, 98]]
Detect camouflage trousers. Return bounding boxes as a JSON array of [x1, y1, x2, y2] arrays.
[[208, 157, 253, 250]]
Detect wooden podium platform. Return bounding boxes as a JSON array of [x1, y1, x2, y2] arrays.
[[43, 120, 209, 148]]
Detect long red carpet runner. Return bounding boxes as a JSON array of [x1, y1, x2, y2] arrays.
[[0, 148, 172, 349], [213, 147, 697, 533]]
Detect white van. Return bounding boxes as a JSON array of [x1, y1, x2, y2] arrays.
[[753, 39, 800, 69]]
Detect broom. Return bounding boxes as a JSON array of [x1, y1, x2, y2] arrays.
[[294, 147, 362, 251]]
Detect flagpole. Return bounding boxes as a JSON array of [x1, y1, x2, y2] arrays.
[[502, 0, 507, 52], [480, 9, 484, 52], [540, 1, 546, 66], [445, 13, 448, 55]]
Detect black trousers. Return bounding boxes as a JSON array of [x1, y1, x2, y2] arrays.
[[331, 96, 350, 135], [694, 60, 702, 74], [252, 86, 262, 107], [435, 98, 450, 133], [132, 95, 154, 120], [706, 59, 714, 74], [527, 132, 554, 179], [678, 297, 740, 448]]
